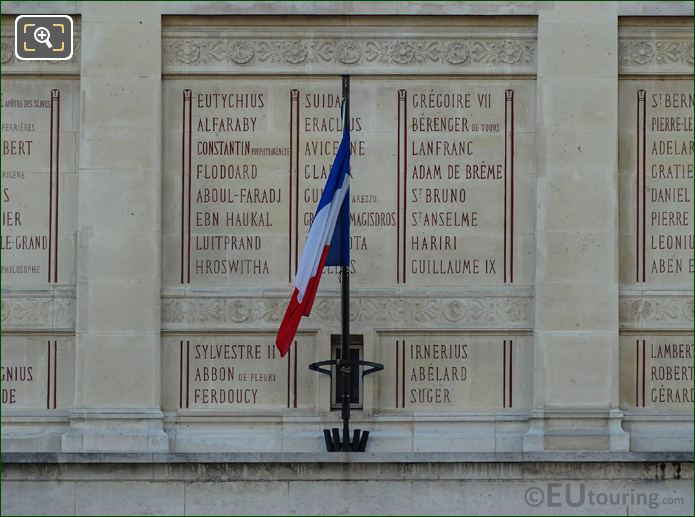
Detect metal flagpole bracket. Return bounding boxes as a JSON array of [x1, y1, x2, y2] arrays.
[[308, 359, 384, 379], [308, 357, 384, 452]]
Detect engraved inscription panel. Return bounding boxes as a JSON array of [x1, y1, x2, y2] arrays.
[[162, 80, 286, 287], [0, 336, 74, 410], [162, 78, 535, 290], [620, 336, 694, 411], [1, 79, 78, 286], [390, 80, 535, 286], [376, 334, 530, 411], [619, 80, 694, 287], [162, 334, 316, 411]]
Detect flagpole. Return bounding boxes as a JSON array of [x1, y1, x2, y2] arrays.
[[307, 76, 382, 452], [340, 74, 351, 451]]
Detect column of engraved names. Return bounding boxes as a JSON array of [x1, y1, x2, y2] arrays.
[[1, 362, 35, 406], [1, 339, 58, 409], [182, 89, 286, 285], [181, 340, 292, 408], [392, 338, 513, 409], [634, 339, 694, 407], [398, 86, 513, 285], [297, 87, 371, 280], [636, 87, 693, 282], [401, 340, 471, 407], [1, 88, 59, 284]]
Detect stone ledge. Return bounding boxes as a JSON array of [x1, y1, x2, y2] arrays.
[[3, 454, 692, 484], [3, 462, 692, 515], [3, 451, 692, 464]]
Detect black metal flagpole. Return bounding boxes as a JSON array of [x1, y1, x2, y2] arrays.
[[308, 75, 383, 452], [339, 75, 351, 452]]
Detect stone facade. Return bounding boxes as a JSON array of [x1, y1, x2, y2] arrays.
[[1, 1, 693, 515]]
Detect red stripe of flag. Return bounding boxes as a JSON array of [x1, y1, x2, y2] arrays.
[[302, 246, 330, 317], [276, 246, 330, 357]]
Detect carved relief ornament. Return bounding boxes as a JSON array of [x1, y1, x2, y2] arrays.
[[162, 27, 536, 74]]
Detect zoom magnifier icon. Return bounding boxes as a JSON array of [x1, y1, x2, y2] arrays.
[[15, 15, 73, 61], [34, 26, 53, 48]]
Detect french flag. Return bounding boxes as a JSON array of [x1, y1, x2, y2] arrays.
[[275, 116, 350, 357]]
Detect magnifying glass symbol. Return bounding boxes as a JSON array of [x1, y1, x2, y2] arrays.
[[33, 26, 53, 49]]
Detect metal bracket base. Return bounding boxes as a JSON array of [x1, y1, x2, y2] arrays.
[[309, 358, 382, 452], [323, 428, 370, 452]]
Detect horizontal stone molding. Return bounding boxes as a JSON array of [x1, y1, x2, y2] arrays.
[[619, 293, 694, 330], [161, 295, 533, 330], [1, 26, 81, 74], [2, 451, 692, 472], [162, 26, 536, 75], [619, 27, 694, 74], [0, 290, 76, 331]]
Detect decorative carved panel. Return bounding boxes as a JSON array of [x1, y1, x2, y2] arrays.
[[1, 290, 76, 331], [161, 295, 533, 330], [619, 293, 694, 330], [162, 23, 536, 75], [619, 26, 694, 74]]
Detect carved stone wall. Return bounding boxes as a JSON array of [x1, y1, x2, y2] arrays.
[[1, 16, 79, 421], [0, 5, 693, 468], [1, 4, 695, 515], [617, 18, 693, 431]]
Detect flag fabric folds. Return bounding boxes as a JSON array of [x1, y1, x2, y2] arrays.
[[275, 118, 350, 357]]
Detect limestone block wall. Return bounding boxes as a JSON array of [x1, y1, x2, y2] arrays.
[[1, 455, 692, 515], [1, 1, 693, 455]]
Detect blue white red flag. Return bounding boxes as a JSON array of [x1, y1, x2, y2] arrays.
[[276, 113, 350, 356]]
